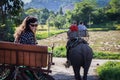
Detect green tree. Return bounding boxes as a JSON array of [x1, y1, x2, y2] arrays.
[[56, 15, 66, 29], [0, 0, 24, 41], [65, 10, 72, 27], [92, 8, 108, 24], [25, 8, 39, 16], [106, 0, 120, 21], [72, 1, 95, 25], [47, 11, 67, 29], [47, 12, 56, 27], [38, 8, 50, 24], [58, 7, 63, 15]]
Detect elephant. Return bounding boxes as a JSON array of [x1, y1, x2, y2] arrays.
[[67, 38, 93, 80]]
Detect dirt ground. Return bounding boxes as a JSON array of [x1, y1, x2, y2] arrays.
[[50, 58, 120, 80], [50, 58, 100, 80]]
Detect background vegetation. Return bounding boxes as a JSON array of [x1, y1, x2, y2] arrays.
[[0, 0, 120, 41], [93, 51, 120, 59], [50, 46, 120, 59], [97, 61, 120, 80]]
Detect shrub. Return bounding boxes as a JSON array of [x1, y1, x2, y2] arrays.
[[97, 61, 120, 80], [53, 46, 66, 57], [93, 51, 120, 59], [52, 47, 120, 59]]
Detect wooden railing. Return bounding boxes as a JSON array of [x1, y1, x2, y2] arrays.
[[0, 41, 54, 73]]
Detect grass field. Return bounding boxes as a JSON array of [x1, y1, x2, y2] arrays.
[[88, 31, 120, 53], [38, 30, 120, 53]]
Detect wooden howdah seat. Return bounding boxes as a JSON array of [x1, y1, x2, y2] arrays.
[[0, 41, 53, 73]]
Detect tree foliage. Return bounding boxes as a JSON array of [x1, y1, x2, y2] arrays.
[[0, 0, 24, 41], [106, 0, 120, 21], [67, 1, 95, 26]]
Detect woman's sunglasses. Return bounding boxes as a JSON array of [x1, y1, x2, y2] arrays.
[[30, 23, 38, 27]]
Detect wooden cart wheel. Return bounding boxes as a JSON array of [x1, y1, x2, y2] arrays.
[[31, 70, 55, 80], [0, 64, 15, 80], [12, 68, 55, 80]]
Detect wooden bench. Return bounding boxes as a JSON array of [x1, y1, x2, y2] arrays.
[[0, 41, 53, 73]]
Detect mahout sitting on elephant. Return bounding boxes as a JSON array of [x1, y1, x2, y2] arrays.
[[65, 22, 93, 80]]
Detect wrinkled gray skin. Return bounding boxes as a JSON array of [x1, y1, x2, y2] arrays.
[[69, 43, 93, 80]]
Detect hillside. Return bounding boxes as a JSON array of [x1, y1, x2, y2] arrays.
[[24, 0, 80, 12], [24, 0, 110, 12]]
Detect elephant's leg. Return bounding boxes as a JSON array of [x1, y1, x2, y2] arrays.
[[83, 60, 92, 80], [83, 66, 88, 80], [72, 65, 82, 80]]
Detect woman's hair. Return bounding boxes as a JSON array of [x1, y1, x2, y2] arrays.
[[14, 16, 38, 41]]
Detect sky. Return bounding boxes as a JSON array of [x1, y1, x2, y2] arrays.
[[21, 0, 31, 4]]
